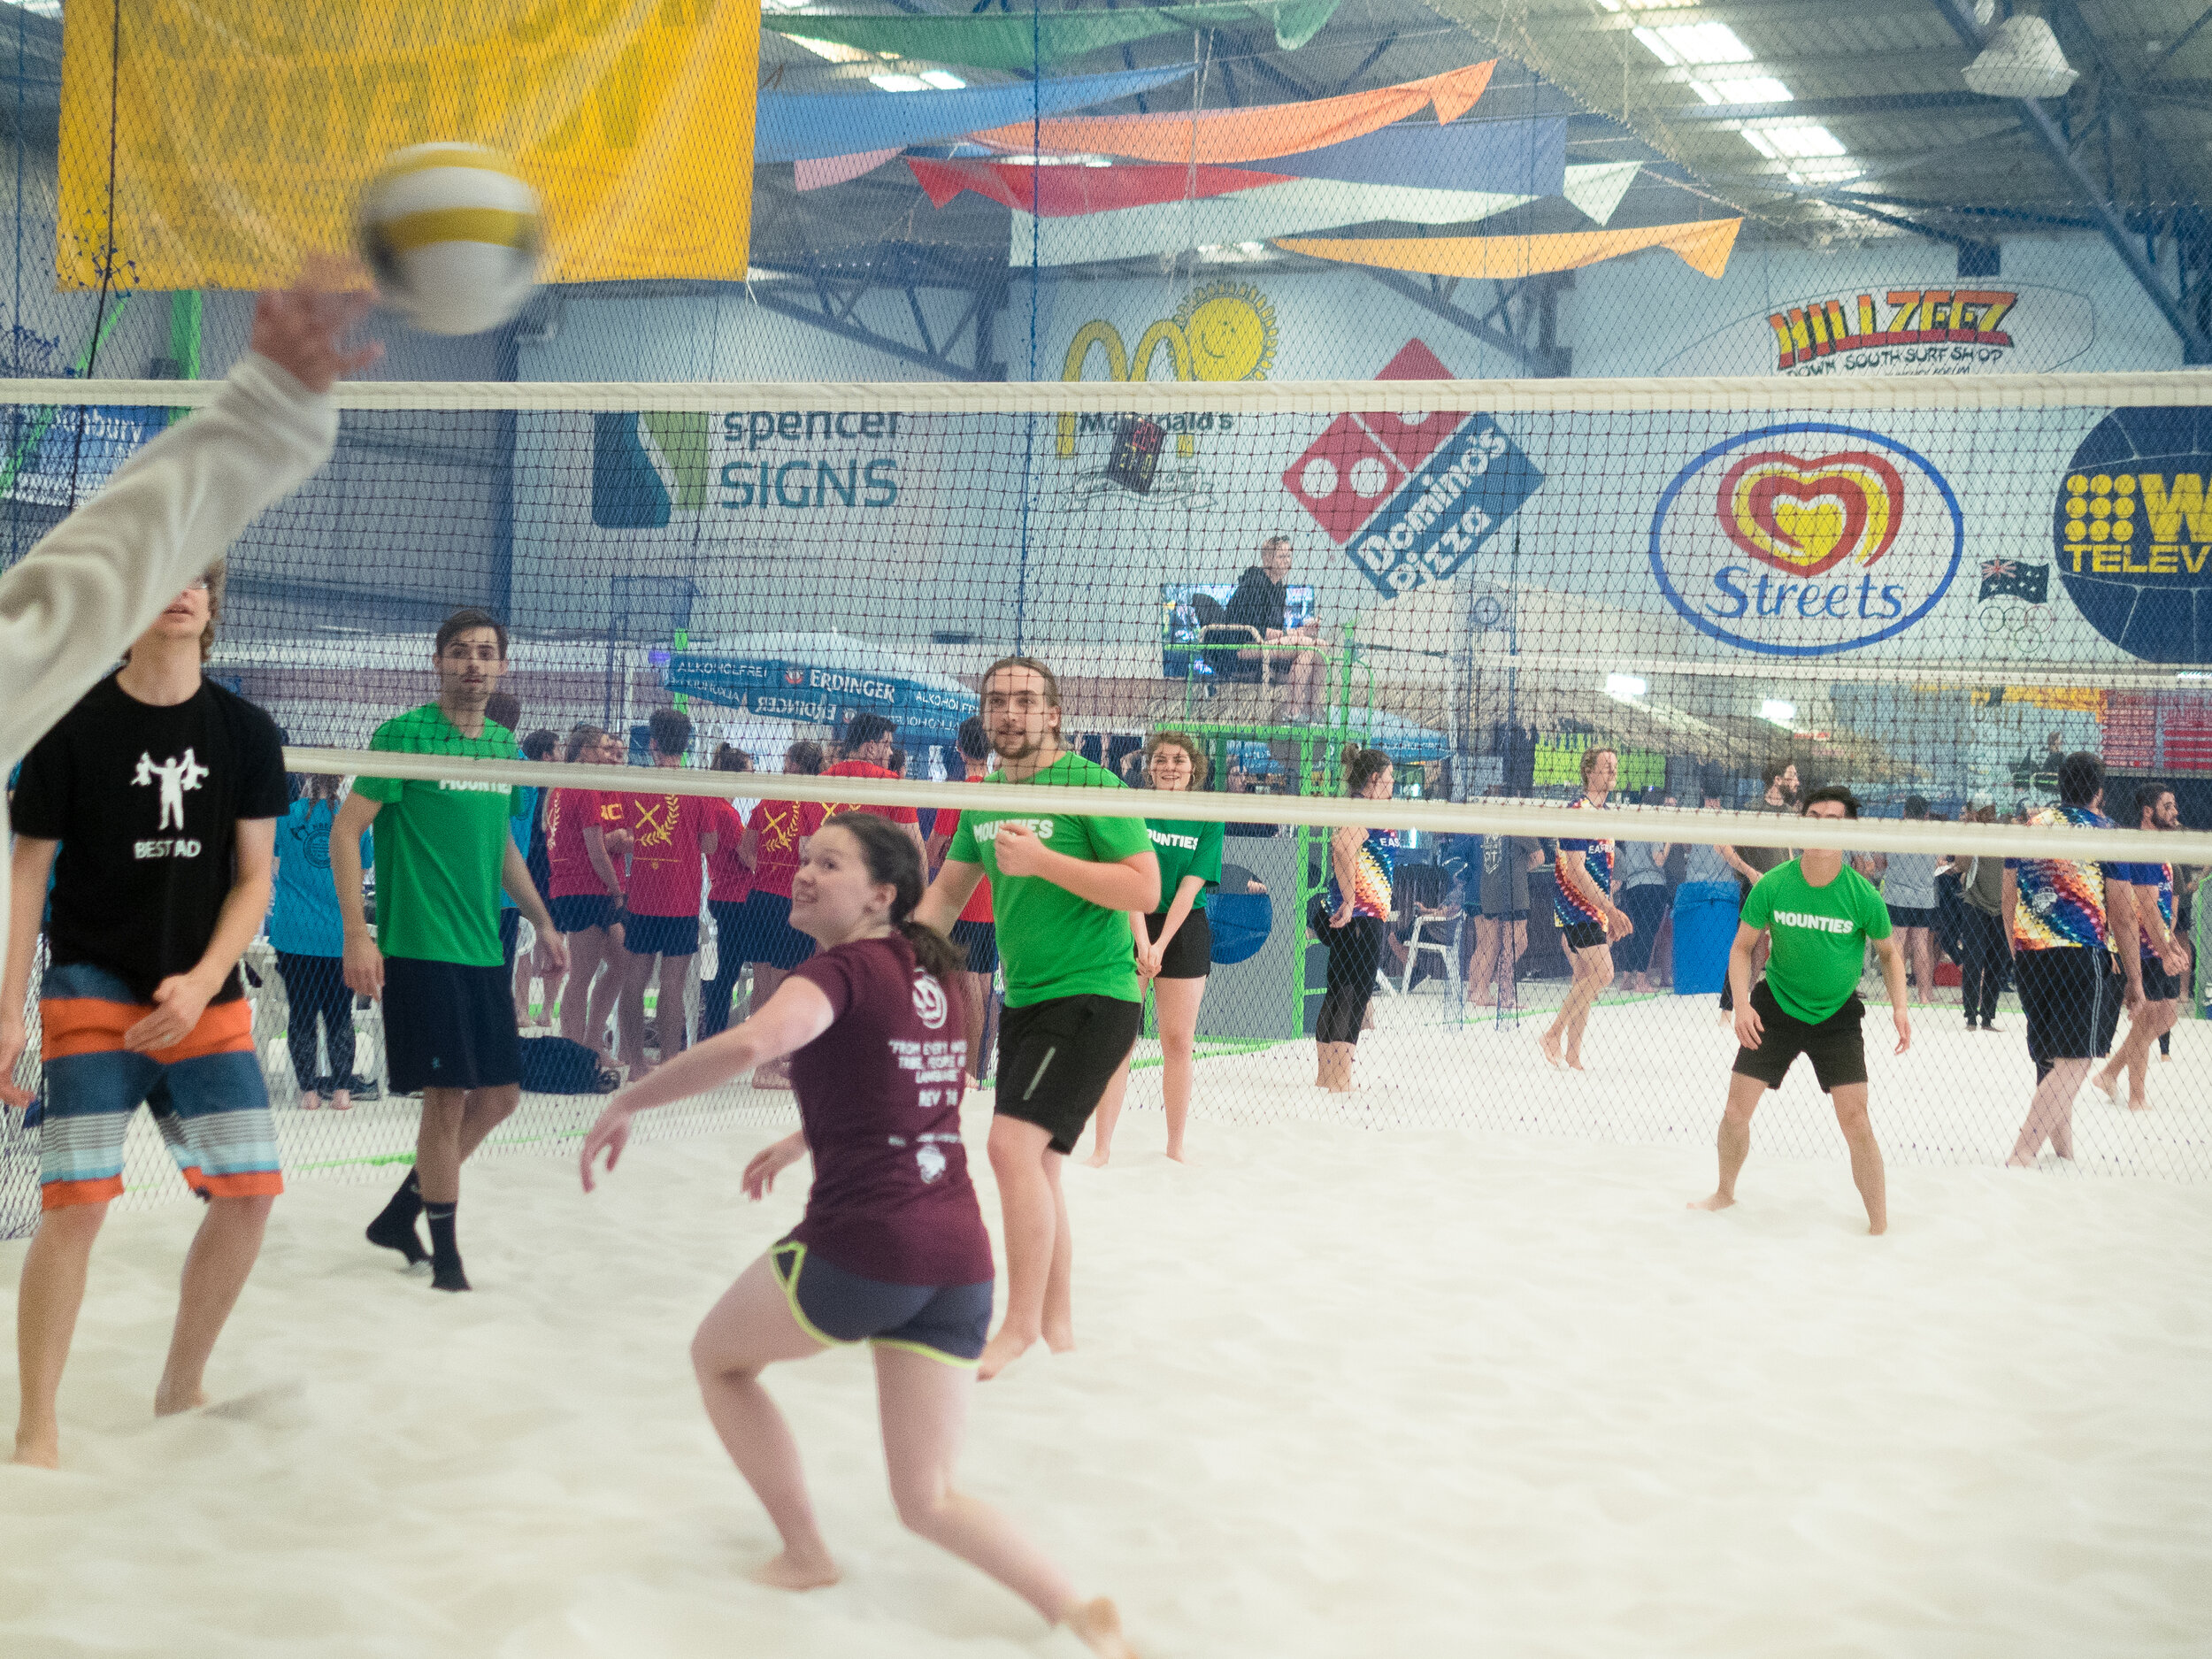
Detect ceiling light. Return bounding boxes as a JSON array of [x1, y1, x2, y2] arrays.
[[1707, 76, 1792, 104], [918, 70, 967, 89], [1632, 27, 1680, 65], [1647, 21, 1755, 65], [1740, 130, 1778, 159], [1761, 699, 1797, 726], [785, 35, 877, 63], [1607, 674, 1648, 702], [868, 73, 929, 92], [1963, 14, 2078, 98], [1760, 124, 1847, 158]]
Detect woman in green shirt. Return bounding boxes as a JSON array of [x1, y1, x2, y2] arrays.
[[1087, 732, 1222, 1166]]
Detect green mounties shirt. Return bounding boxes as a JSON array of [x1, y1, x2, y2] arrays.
[[1144, 816, 1224, 912], [1741, 859, 1893, 1025], [355, 703, 526, 967], [945, 751, 1154, 1007]]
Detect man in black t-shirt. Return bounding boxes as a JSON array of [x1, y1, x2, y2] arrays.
[[1, 562, 288, 1468], [1221, 534, 1324, 719]]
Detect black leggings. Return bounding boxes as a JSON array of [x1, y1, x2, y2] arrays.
[[274, 950, 356, 1092], [700, 898, 749, 1039], [1959, 905, 2008, 1025], [1316, 915, 1384, 1045]]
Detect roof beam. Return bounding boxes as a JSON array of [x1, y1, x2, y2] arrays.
[[1565, 0, 1942, 34]]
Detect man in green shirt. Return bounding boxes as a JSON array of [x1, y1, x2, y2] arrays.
[[331, 609, 567, 1291], [918, 657, 1158, 1379], [1689, 785, 1909, 1235]]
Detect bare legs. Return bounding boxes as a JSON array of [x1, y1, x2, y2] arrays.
[[1465, 916, 1501, 1007], [979, 1117, 1074, 1379], [1316, 1040, 1356, 1092], [16, 1192, 273, 1468], [2010, 1058, 2089, 1166], [1152, 976, 1202, 1161], [1901, 926, 1935, 1005], [1082, 1052, 1134, 1167], [415, 1083, 521, 1204], [2095, 997, 2176, 1110], [654, 951, 695, 1066], [1689, 1073, 1886, 1234], [557, 925, 613, 1055], [1540, 942, 1613, 1070], [690, 1254, 1133, 1654]]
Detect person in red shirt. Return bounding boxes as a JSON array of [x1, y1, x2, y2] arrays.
[[578, 812, 1138, 1658], [546, 725, 630, 1063], [615, 707, 719, 1074], [730, 740, 825, 1087], [700, 743, 759, 1039], [924, 715, 998, 1083], [796, 711, 925, 859]]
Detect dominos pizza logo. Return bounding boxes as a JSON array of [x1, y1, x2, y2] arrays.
[[1281, 341, 1542, 595]]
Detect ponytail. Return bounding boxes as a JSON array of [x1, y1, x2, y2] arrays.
[[813, 811, 964, 985]]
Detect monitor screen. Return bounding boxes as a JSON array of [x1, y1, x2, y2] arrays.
[[1160, 582, 1316, 679]]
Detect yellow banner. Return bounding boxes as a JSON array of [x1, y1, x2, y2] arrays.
[[58, 0, 757, 290]]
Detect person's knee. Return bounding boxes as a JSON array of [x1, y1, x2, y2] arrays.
[[889, 1468, 955, 1536], [470, 1085, 521, 1125], [35, 1200, 110, 1247], [208, 1193, 276, 1226], [689, 1323, 761, 1385]]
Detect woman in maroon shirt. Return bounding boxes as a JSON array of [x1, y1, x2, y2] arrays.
[[580, 813, 1137, 1658]]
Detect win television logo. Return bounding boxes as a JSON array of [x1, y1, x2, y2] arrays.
[[1281, 340, 1542, 596]]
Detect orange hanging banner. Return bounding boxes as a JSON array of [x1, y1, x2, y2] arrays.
[[967, 60, 1494, 165], [1275, 215, 1743, 280]]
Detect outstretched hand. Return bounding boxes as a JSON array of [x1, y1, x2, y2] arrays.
[[250, 254, 383, 392], [579, 1100, 636, 1193], [743, 1134, 807, 1200]]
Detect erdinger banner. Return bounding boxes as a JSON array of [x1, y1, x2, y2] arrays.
[[1649, 424, 1965, 657]]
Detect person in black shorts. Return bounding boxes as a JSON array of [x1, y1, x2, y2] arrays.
[[2091, 782, 2190, 1110], [1691, 787, 1909, 1234], [924, 715, 1001, 1084], [1087, 731, 1221, 1165], [918, 658, 1158, 1379], [2003, 752, 2139, 1168]]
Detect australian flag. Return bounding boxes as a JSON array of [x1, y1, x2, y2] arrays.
[[1979, 557, 2048, 603]]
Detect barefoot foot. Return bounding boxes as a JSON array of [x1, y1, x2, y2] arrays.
[[328, 1089, 351, 1112], [978, 1326, 1036, 1380], [1539, 1028, 1563, 1068], [1066, 1595, 1140, 1659], [153, 1383, 209, 1418], [748, 1550, 841, 1592], [1687, 1192, 1736, 1213], [297, 1088, 321, 1111], [1082, 1147, 1110, 1169], [2090, 1071, 2118, 1102], [12, 1428, 59, 1469], [1043, 1320, 1076, 1355], [1164, 1143, 1189, 1164]]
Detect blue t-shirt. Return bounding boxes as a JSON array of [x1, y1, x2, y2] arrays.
[[269, 797, 371, 958], [499, 782, 536, 912], [2114, 858, 2174, 955]]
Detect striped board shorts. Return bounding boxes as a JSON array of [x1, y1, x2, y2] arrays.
[[35, 962, 284, 1211]]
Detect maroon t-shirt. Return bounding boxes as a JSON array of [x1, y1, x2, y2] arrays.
[[786, 934, 991, 1286]]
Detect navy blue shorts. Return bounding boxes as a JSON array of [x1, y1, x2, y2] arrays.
[[382, 956, 520, 1095], [549, 893, 617, 934], [771, 1238, 991, 1364], [1560, 919, 1607, 952], [623, 910, 700, 958], [950, 918, 999, 975], [733, 890, 816, 971], [2017, 947, 2120, 1065], [1886, 904, 1935, 930]]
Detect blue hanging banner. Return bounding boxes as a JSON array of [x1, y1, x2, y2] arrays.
[[667, 653, 974, 728]]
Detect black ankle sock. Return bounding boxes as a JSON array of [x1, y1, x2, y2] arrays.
[[426, 1202, 469, 1292], [365, 1171, 429, 1264]]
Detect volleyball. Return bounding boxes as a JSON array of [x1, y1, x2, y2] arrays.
[[357, 142, 541, 336]]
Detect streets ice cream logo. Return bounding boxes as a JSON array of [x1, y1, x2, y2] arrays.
[[910, 972, 948, 1031], [1650, 424, 1962, 657]]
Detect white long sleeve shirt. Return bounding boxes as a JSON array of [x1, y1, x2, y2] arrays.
[[0, 353, 338, 977]]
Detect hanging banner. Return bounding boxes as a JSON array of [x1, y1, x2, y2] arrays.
[[58, 0, 759, 289], [757, 61, 1195, 164], [1277, 216, 1742, 281], [764, 0, 1343, 69]]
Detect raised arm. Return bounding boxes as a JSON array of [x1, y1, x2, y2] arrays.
[[917, 858, 985, 933]]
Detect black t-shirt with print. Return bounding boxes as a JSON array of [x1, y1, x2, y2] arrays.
[[12, 674, 288, 1003]]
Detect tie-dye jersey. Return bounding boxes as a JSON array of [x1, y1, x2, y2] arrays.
[[2006, 804, 2124, 951], [1553, 796, 1614, 928], [2113, 857, 2174, 954], [1327, 827, 1399, 920]]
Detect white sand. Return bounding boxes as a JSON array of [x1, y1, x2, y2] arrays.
[[5, 1044, 2210, 1658]]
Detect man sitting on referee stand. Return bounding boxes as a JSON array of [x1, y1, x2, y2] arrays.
[[1690, 785, 1910, 1235]]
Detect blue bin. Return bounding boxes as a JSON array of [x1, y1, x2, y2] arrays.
[[1207, 893, 1271, 965], [1671, 881, 1740, 996]]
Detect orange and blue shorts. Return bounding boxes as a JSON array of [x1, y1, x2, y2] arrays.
[[35, 963, 283, 1211]]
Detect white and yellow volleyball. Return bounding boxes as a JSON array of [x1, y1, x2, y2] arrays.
[[357, 142, 541, 336]]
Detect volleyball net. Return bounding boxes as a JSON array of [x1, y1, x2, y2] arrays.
[[6, 370, 2212, 1231]]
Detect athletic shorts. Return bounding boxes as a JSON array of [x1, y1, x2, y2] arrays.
[[1732, 979, 1867, 1093], [623, 910, 700, 959], [1142, 908, 1212, 979], [549, 893, 617, 934], [34, 962, 282, 1211], [1560, 919, 1607, 952], [949, 918, 999, 976], [772, 1238, 991, 1365], [2139, 953, 2183, 1003], [1482, 908, 1530, 924], [382, 956, 521, 1094], [995, 994, 1143, 1155], [1886, 904, 1935, 930], [732, 890, 816, 971], [2016, 947, 2121, 1065]]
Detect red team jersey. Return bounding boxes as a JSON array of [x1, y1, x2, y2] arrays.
[[703, 798, 753, 904], [748, 800, 809, 899], [548, 788, 627, 900], [624, 791, 715, 918], [796, 759, 921, 838]]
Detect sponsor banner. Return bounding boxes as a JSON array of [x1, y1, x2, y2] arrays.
[[1655, 283, 2095, 378], [1649, 423, 1964, 657], [2054, 411, 2212, 662], [2, 405, 165, 508], [668, 655, 972, 725]]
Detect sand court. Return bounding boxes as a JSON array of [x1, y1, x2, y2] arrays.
[[5, 1037, 2209, 1658]]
